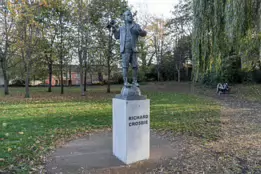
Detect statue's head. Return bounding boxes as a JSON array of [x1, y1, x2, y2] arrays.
[[123, 10, 133, 23]]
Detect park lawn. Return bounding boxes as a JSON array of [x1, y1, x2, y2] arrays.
[[0, 86, 221, 173]]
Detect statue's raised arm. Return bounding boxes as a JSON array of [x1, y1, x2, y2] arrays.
[[107, 20, 120, 39]]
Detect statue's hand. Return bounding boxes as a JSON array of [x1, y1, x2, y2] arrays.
[[112, 25, 120, 39], [139, 30, 147, 37], [112, 26, 117, 33]]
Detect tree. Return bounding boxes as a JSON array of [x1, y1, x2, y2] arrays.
[[192, 0, 261, 84], [167, 0, 192, 37], [71, 0, 90, 96], [173, 35, 192, 82], [12, 1, 43, 98], [166, 0, 193, 82], [0, 1, 16, 95], [56, 0, 71, 94], [147, 17, 170, 81], [38, 1, 60, 92], [88, 0, 128, 93], [135, 10, 155, 80]]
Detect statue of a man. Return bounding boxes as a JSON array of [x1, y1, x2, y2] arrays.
[[112, 10, 147, 87]]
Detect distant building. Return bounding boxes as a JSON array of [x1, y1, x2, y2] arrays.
[[44, 64, 120, 86]]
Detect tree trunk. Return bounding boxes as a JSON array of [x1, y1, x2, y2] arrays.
[[2, 7, 9, 95], [65, 68, 68, 86], [176, 64, 181, 82], [156, 52, 159, 81], [48, 61, 52, 92], [80, 67, 85, 96], [60, 60, 64, 94], [79, 51, 85, 96], [78, 1, 85, 96], [2, 68, 9, 95], [159, 36, 164, 81], [154, 36, 160, 81], [157, 68, 160, 81], [69, 65, 72, 87], [60, 13, 64, 95], [107, 30, 112, 93], [84, 61, 87, 91], [23, 27, 31, 99], [90, 73, 92, 84], [83, 23, 89, 92], [107, 66, 111, 93], [25, 61, 31, 98], [83, 45, 88, 92], [178, 69, 181, 82], [259, 4, 261, 62]]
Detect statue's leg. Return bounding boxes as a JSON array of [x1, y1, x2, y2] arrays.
[[123, 67, 128, 86], [131, 52, 139, 87], [122, 53, 130, 87]]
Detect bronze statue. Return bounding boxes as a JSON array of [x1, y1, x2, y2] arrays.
[[112, 10, 147, 87]]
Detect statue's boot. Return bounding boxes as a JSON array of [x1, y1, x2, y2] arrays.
[[132, 79, 140, 87], [124, 77, 131, 87], [123, 68, 130, 87]]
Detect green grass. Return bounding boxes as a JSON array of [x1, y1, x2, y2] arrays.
[[150, 92, 221, 140], [0, 86, 221, 173]]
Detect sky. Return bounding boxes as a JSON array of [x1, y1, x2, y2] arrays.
[[128, 0, 179, 19]]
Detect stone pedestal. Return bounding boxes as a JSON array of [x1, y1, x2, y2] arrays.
[[112, 86, 150, 164]]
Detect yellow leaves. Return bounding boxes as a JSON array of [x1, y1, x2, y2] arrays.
[[7, 1, 12, 10], [8, 147, 12, 152], [36, 140, 40, 144], [2, 122, 7, 127], [43, 0, 48, 7], [40, 0, 49, 7]]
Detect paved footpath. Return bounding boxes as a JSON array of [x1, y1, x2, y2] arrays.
[[46, 131, 182, 174]]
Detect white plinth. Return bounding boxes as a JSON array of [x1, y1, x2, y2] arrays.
[[113, 98, 150, 164]]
